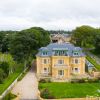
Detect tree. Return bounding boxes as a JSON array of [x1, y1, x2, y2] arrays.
[[10, 27, 50, 68], [0, 31, 17, 52], [71, 25, 96, 48], [0, 68, 5, 83], [0, 62, 9, 76], [94, 34, 100, 53]]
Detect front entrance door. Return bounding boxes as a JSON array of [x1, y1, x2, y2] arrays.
[[58, 70, 64, 78]]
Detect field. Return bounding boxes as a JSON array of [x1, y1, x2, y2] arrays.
[[39, 82, 100, 98]]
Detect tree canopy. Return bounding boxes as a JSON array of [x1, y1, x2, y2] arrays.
[[10, 27, 50, 63], [71, 25, 97, 48]]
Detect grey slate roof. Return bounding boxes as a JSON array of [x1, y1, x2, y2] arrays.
[[36, 43, 85, 57]]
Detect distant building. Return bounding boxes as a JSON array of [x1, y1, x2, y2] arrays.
[[36, 42, 85, 81], [50, 33, 71, 43]]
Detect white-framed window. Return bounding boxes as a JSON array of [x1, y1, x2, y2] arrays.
[[44, 68, 47, 73], [58, 59, 64, 65], [42, 59, 50, 64], [74, 67, 80, 73], [58, 70, 64, 76], [43, 67, 50, 73], [43, 59, 47, 64], [42, 51, 48, 55], [72, 58, 80, 64], [75, 59, 79, 64], [73, 52, 79, 56]]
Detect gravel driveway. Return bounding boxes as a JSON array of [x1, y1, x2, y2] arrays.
[[11, 66, 38, 100]]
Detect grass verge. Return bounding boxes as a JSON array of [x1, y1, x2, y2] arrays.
[[3, 92, 17, 100], [86, 56, 100, 70], [0, 63, 24, 95]]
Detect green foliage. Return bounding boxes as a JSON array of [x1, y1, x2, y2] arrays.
[[10, 27, 50, 63], [39, 82, 100, 98], [72, 25, 96, 48], [0, 31, 17, 53], [3, 93, 17, 100], [94, 33, 100, 52], [0, 63, 24, 95], [0, 53, 16, 74], [40, 88, 55, 99], [0, 68, 5, 83], [0, 62, 9, 76]]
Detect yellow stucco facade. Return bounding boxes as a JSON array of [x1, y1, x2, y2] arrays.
[[36, 55, 85, 80]]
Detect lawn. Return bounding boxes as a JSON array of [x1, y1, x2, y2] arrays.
[[86, 56, 100, 70], [0, 53, 24, 95], [39, 82, 100, 98]]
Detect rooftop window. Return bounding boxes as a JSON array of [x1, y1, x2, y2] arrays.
[[73, 51, 79, 56], [54, 50, 67, 56], [42, 51, 48, 55]]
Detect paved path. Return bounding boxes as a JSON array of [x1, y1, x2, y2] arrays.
[[11, 65, 38, 100]]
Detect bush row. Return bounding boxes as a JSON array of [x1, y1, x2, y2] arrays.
[[71, 78, 100, 83]]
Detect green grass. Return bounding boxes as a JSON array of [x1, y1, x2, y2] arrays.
[[0, 53, 24, 95], [86, 56, 100, 70], [3, 92, 17, 100], [39, 82, 100, 98], [0, 64, 23, 95]]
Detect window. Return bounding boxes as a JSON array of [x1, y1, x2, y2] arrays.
[[43, 59, 47, 64], [54, 50, 67, 56], [75, 59, 78, 64], [74, 68, 79, 73], [43, 67, 50, 73], [72, 58, 80, 64], [42, 59, 50, 64], [43, 51, 48, 55], [58, 70, 64, 76], [73, 52, 79, 56], [58, 59, 64, 64], [44, 68, 47, 73]]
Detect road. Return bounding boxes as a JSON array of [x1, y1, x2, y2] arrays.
[[11, 65, 38, 100]]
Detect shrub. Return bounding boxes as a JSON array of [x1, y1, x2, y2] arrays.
[[0, 68, 6, 83], [39, 78, 51, 83], [40, 88, 55, 99], [0, 62, 9, 76], [88, 78, 99, 83], [39, 79, 47, 83], [3, 93, 17, 100]]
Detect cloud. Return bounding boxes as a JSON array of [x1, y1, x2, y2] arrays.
[[0, 0, 100, 30]]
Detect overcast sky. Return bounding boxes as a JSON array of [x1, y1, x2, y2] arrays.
[[0, 0, 100, 31]]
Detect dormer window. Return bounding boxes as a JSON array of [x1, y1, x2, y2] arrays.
[[54, 50, 67, 56], [42, 51, 48, 55], [73, 52, 79, 56]]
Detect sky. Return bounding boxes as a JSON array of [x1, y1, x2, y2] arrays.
[[0, 0, 100, 31]]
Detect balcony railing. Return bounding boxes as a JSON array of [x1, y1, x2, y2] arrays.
[[54, 64, 68, 69]]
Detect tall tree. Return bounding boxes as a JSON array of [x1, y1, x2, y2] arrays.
[[94, 33, 100, 53], [10, 27, 50, 67], [71, 25, 96, 48]]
